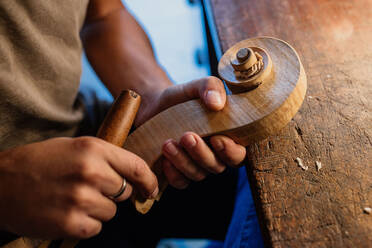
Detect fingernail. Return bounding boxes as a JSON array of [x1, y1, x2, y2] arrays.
[[184, 134, 197, 148], [164, 141, 178, 156], [206, 90, 222, 107], [213, 139, 225, 151], [150, 187, 159, 199]]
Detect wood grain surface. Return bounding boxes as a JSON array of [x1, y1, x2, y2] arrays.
[[204, 0, 372, 247]]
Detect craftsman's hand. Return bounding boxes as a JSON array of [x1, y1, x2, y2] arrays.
[[0, 137, 158, 239], [135, 76, 246, 189]]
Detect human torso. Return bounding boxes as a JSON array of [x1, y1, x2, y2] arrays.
[[0, 0, 90, 150]]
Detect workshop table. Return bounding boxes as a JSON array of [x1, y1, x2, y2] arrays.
[[203, 0, 372, 247]]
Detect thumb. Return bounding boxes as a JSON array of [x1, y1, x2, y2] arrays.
[[164, 76, 226, 111], [197, 77, 226, 111]]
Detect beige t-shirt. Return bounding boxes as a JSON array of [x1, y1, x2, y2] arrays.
[[0, 0, 90, 150]]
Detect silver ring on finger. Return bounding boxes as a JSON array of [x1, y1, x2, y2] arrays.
[[111, 177, 127, 200]]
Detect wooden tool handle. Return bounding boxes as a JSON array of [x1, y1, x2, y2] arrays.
[[5, 90, 141, 248], [58, 90, 141, 248], [96, 90, 141, 145]]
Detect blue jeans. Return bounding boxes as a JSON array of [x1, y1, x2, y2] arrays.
[[157, 167, 265, 248], [77, 88, 264, 248], [223, 167, 264, 248]]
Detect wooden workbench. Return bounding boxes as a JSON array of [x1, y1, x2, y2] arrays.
[[203, 0, 372, 247]]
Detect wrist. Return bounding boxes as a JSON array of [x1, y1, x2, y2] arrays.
[[110, 65, 173, 100], [132, 73, 173, 127], [136, 69, 173, 105]]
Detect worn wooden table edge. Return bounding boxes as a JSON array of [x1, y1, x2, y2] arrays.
[[201, 0, 275, 246]]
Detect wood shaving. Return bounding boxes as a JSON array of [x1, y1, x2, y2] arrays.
[[316, 161, 322, 171], [295, 157, 308, 171], [363, 207, 371, 214]]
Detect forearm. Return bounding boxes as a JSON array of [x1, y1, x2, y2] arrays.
[[81, 3, 172, 101]]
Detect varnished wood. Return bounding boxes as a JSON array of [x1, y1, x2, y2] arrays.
[[127, 37, 307, 214], [96, 90, 141, 145], [204, 0, 372, 247]]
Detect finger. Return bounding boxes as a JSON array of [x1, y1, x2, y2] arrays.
[[97, 162, 133, 202], [100, 141, 159, 199], [83, 157, 132, 201], [180, 132, 226, 174], [162, 158, 190, 189], [111, 180, 133, 203], [64, 211, 102, 239], [74, 186, 117, 222], [159, 76, 226, 111], [162, 139, 208, 181], [210, 135, 246, 167], [184, 76, 226, 111]]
